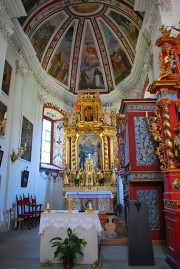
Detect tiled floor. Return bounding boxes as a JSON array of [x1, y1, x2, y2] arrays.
[[0, 226, 171, 269]]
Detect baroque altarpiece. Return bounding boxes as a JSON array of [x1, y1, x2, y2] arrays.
[[62, 90, 118, 200]]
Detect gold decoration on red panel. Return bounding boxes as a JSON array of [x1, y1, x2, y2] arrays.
[[172, 178, 180, 190]]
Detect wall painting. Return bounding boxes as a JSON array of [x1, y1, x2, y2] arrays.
[[101, 20, 131, 85], [1, 60, 12, 96], [20, 116, 33, 162], [79, 23, 105, 91], [48, 26, 74, 86]]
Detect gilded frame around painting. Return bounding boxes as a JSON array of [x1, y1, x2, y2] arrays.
[[0, 149, 3, 167], [20, 116, 33, 162], [2, 60, 12, 96]]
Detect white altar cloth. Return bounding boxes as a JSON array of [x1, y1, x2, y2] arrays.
[[39, 210, 102, 264], [65, 190, 114, 199]]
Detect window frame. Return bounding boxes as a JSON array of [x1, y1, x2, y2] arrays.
[[40, 106, 64, 173]]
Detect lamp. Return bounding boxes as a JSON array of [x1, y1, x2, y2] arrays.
[[0, 112, 7, 137], [10, 144, 26, 163]]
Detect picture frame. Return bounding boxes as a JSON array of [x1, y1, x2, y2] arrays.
[[0, 149, 3, 167], [21, 170, 29, 187], [1, 60, 12, 96], [20, 116, 33, 162]]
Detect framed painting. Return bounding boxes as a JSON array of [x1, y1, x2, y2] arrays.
[[21, 170, 29, 187], [20, 116, 33, 162], [78, 133, 101, 170], [1, 60, 12, 96], [0, 149, 3, 167]]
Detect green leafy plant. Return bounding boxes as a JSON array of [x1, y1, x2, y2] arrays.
[[50, 227, 87, 264]]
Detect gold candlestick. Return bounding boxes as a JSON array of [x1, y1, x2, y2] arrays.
[[67, 196, 72, 213]]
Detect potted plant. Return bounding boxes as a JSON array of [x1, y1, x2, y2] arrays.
[[50, 227, 87, 269]]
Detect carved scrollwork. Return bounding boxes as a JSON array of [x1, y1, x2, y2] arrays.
[[172, 178, 180, 190]]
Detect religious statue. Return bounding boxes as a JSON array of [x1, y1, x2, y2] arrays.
[[75, 169, 83, 186], [63, 169, 70, 185], [174, 127, 180, 166], [63, 112, 68, 127], [96, 168, 105, 186]]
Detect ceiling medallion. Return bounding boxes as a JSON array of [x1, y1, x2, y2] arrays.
[[69, 3, 103, 16]]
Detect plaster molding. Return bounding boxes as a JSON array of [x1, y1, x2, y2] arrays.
[[16, 59, 28, 78], [156, 0, 172, 15], [134, 0, 150, 12], [0, 7, 14, 40], [0, 0, 26, 19]]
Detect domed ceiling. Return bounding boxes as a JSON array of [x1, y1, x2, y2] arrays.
[[19, 0, 143, 95]]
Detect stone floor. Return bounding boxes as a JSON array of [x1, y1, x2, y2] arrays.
[[0, 226, 172, 269]]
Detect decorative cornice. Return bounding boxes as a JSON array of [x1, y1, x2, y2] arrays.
[[156, 0, 172, 15], [0, 7, 14, 40], [37, 84, 75, 108], [0, 0, 26, 19], [16, 59, 28, 78]]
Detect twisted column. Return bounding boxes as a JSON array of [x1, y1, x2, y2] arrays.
[[71, 136, 76, 170], [159, 99, 175, 168], [104, 136, 109, 170]]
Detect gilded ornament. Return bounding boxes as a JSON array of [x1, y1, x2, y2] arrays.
[[172, 179, 180, 190], [62, 90, 118, 194]]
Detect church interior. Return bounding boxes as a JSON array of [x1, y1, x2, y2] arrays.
[[0, 0, 180, 268]]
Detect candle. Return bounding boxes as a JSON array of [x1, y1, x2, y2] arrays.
[[4, 112, 7, 119], [145, 111, 148, 118], [47, 203, 49, 209]]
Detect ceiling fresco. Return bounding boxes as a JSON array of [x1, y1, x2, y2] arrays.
[[19, 0, 143, 95]]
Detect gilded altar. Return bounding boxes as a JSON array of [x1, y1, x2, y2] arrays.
[[62, 89, 118, 195]]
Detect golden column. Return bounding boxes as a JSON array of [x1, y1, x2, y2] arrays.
[[110, 135, 114, 166], [65, 137, 70, 165], [71, 135, 76, 170], [104, 135, 109, 170], [159, 99, 175, 168]]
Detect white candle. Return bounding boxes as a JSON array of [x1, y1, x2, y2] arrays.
[[4, 112, 7, 119], [145, 111, 148, 118], [47, 203, 49, 209]]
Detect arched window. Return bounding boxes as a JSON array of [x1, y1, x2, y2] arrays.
[[40, 104, 64, 171]]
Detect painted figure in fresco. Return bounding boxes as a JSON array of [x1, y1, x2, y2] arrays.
[[93, 68, 104, 88], [87, 45, 98, 66], [49, 52, 62, 76], [79, 69, 90, 89], [174, 127, 180, 166]]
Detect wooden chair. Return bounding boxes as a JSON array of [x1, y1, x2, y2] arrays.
[[16, 195, 34, 229], [9, 208, 24, 231], [31, 195, 43, 224]]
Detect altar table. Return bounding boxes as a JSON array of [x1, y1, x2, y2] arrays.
[[39, 210, 102, 264], [65, 190, 114, 211]]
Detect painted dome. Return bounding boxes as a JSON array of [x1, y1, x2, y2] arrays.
[[19, 0, 143, 95]]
